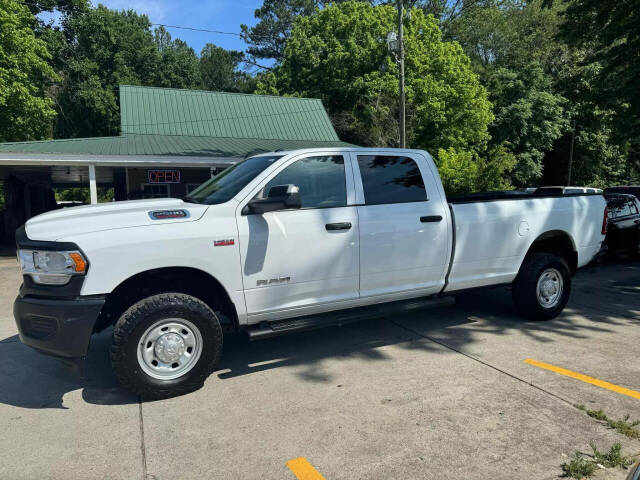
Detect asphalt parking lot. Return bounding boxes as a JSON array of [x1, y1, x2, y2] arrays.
[[0, 254, 638, 479]]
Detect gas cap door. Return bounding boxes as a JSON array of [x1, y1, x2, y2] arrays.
[[518, 220, 530, 237]]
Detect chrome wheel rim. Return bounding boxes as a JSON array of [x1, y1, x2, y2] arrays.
[[137, 318, 203, 380], [536, 268, 564, 309]]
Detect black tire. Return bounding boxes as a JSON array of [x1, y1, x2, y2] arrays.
[[111, 293, 222, 399], [512, 253, 571, 321]]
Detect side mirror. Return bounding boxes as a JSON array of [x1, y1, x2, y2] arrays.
[[242, 184, 302, 215]]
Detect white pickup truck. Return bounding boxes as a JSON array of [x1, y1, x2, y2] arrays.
[[14, 148, 607, 398]]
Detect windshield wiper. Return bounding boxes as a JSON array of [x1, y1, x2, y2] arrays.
[[184, 195, 201, 204]]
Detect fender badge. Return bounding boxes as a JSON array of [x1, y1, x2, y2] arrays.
[[149, 209, 189, 220], [214, 239, 235, 247]]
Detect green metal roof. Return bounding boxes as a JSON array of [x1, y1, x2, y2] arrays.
[[0, 134, 351, 158], [119, 85, 340, 141]]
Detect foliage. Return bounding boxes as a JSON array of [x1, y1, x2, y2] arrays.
[[53, 6, 160, 138], [436, 144, 515, 196], [240, 0, 361, 64], [200, 44, 256, 93], [561, 452, 596, 478], [561, 443, 632, 478], [435, 148, 478, 197], [54, 187, 114, 203], [241, 0, 319, 63], [259, 2, 492, 149], [444, 0, 639, 188], [41, 4, 257, 138], [486, 63, 568, 185], [581, 407, 640, 440], [558, 0, 640, 152], [589, 442, 633, 469], [0, 0, 59, 142], [476, 143, 517, 192], [24, 0, 88, 16], [154, 27, 201, 90], [257, 1, 497, 195]]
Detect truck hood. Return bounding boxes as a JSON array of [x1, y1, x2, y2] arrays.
[[25, 199, 209, 242]]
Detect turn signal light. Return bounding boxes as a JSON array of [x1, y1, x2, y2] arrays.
[[69, 252, 87, 273]]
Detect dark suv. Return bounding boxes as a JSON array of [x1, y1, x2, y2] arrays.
[[604, 186, 640, 201], [604, 193, 640, 256]]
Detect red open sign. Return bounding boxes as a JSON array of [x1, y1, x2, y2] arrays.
[[148, 169, 181, 184]]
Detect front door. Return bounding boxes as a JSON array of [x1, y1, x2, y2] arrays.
[[353, 152, 450, 299], [236, 153, 359, 321]]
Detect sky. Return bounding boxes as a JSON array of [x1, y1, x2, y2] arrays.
[[41, 0, 264, 55]]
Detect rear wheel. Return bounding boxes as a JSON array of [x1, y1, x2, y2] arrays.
[[111, 293, 222, 399], [512, 253, 571, 321]]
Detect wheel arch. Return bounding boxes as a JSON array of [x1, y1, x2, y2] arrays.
[[95, 267, 239, 333], [521, 230, 578, 276]]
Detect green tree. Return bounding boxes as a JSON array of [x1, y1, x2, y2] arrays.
[[241, 0, 323, 64], [557, 0, 640, 173], [0, 0, 58, 142], [447, 0, 639, 186], [436, 143, 515, 196], [200, 44, 255, 93], [54, 5, 160, 138], [54, 186, 114, 203], [486, 64, 567, 185], [259, 1, 493, 152], [24, 0, 88, 16], [154, 27, 201, 89], [240, 0, 367, 64], [548, 59, 631, 187]]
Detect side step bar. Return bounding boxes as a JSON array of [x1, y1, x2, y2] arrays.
[[246, 296, 455, 341]]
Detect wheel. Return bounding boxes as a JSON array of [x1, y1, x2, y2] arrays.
[[512, 253, 571, 321], [111, 293, 222, 399]]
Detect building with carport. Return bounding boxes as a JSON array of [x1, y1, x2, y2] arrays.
[[0, 85, 349, 242]]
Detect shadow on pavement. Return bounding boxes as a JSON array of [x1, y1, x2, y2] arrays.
[[0, 329, 137, 409], [0, 256, 637, 409], [216, 256, 639, 383]]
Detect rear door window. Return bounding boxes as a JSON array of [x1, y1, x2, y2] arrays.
[[357, 155, 427, 205], [610, 199, 632, 218]]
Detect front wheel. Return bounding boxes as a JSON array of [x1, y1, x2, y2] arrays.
[[512, 253, 571, 321], [111, 293, 222, 399]]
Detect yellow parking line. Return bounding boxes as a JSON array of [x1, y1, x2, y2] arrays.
[[286, 457, 326, 480], [524, 359, 640, 400]]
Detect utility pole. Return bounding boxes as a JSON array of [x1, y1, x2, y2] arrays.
[[567, 120, 576, 185], [397, 0, 406, 148]]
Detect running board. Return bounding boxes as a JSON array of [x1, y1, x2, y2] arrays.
[[246, 296, 455, 341]]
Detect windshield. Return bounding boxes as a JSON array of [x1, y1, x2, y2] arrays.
[[186, 155, 283, 205]]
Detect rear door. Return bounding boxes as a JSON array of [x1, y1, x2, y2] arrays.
[[351, 151, 450, 299], [236, 152, 359, 321]]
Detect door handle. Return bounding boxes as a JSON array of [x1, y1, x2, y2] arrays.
[[420, 215, 443, 223], [326, 222, 352, 231]]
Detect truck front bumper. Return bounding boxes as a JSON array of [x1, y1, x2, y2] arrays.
[[14, 295, 105, 359]]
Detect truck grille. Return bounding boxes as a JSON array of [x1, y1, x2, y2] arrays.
[[21, 315, 58, 340]]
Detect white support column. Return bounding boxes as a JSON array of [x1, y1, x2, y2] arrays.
[[88, 163, 98, 204]]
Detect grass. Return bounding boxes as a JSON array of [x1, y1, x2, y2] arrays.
[[564, 406, 638, 478], [561, 443, 633, 478], [562, 452, 596, 478], [574, 404, 640, 439], [589, 442, 634, 469]]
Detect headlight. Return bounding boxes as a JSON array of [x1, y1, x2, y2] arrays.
[[18, 249, 87, 285]]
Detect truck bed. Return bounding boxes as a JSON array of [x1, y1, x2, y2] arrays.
[[443, 192, 606, 292]]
